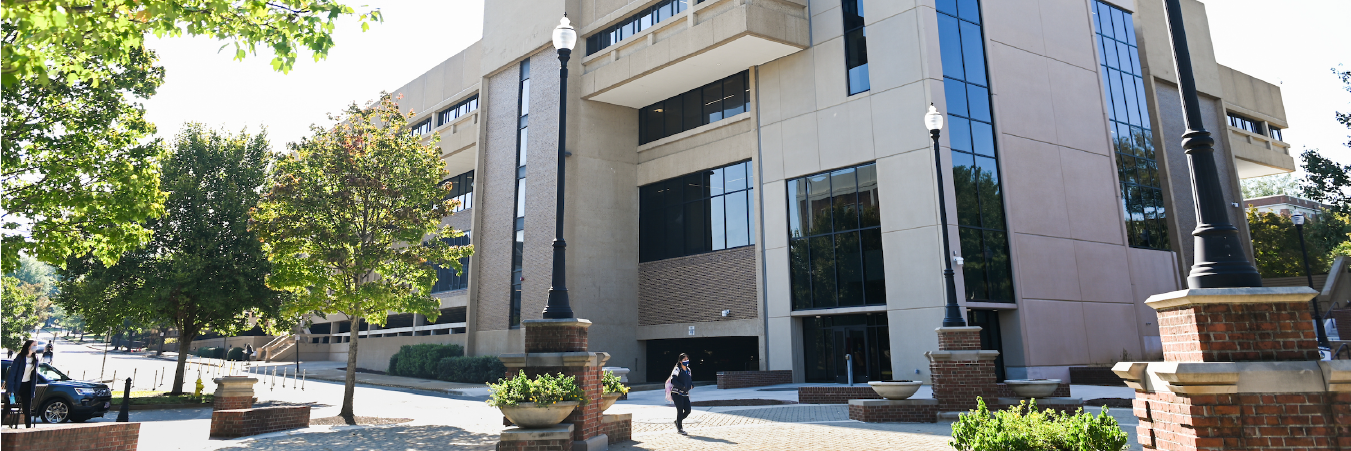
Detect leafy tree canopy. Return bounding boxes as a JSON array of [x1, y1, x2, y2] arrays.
[[252, 94, 472, 420], [1, 276, 44, 351], [1, 0, 381, 87], [1242, 173, 1301, 200], [57, 124, 282, 394], [2, 47, 167, 273], [1247, 208, 1351, 278], [1299, 68, 1351, 217]]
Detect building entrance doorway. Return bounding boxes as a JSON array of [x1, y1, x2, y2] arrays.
[[803, 313, 891, 383]]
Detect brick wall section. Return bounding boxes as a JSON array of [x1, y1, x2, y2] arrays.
[[516, 366, 602, 442], [931, 360, 998, 412], [496, 439, 572, 451], [213, 396, 252, 411], [0, 422, 140, 451], [1132, 391, 1351, 450], [994, 383, 1071, 398], [638, 246, 758, 326], [716, 370, 792, 389], [601, 414, 632, 444], [848, 403, 938, 423], [1069, 367, 1126, 386], [523, 325, 587, 353], [938, 329, 982, 351], [797, 386, 880, 404], [209, 406, 310, 439], [1156, 302, 1319, 362]]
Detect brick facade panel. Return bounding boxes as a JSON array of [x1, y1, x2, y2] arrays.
[[1157, 303, 1319, 362], [848, 403, 938, 423], [209, 406, 310, 439], [797, 386, 881, 404], [716, 370, 793, 389], [0, 422, 140, 451], [1132, 390, 1350, 450], [638, 246, 758, 326]]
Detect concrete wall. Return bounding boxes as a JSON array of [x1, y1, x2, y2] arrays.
[[316, 334, 469, 372]]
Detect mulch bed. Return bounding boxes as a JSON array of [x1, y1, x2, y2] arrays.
[[690, 399, 797, 407], [1083, 398, 1134, 408], [310, 416, 413, 426]]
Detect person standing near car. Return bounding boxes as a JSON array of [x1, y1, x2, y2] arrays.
[[667, 353, 694, 435], [5, 340, 40, 428], [43, 343, 53, 365]]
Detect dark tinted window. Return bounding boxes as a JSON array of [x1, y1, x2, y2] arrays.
[[639, 161, 755, 262], [787, 162, 884, 310], [432, 232, 472, 293], [586, 0, 695, 56], [842, 0, 870, 95], [638, 71, 749, 145], [437, 95, 479, 127]]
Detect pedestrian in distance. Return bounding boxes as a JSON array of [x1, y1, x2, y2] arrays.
[[4, 340, 41, 428], [666, 353, 694, 435], [43, 343, 53, 365], [244, 344, 254, 362]]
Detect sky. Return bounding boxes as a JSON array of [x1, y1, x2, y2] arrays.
[[140, 0, 1350, 167]]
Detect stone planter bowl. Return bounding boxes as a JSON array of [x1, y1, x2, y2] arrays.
[[601, 393, 622, 411], [499, 401, 579, 428], [1004, 379, 1061, 398], [867, 380, 923, 400]]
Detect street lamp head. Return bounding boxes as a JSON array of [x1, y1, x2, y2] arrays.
[[1292, 212, 1305, 225], [924, 103, 944, 131], [553, 16, 577, 51]]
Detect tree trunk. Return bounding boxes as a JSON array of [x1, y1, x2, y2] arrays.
[[170, 330, 197, 395], [340, 315, 360, 424]]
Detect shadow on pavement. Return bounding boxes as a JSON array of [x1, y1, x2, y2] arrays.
[[214, 425, 498, 451]]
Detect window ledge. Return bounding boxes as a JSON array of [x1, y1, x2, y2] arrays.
[[788, 305, 886, 317], [637, 111, 752, 153]]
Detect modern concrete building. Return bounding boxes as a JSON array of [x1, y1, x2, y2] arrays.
[[297, 0, 1296, 384]]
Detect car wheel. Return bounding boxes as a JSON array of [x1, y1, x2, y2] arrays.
[[39, 399, 70, 423]]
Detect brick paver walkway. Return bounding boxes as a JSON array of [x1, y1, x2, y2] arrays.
[[615, 421, 954, 451], [631, 405, 849, 433]]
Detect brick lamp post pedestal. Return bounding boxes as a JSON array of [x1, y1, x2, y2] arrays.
[[497, 318, 630, 451], [212, 376, 257, 411], [1114, 287, 1351, 451]]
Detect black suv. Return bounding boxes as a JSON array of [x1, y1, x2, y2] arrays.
[[2, 360, 113, 423]]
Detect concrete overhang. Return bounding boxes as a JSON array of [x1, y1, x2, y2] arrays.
[[580, 0, 809, 109], [1227, 127, 1295, 179]]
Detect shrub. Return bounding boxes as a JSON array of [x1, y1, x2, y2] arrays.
[[436, 355, 507, 383], [194, 347, 225, 359], [389, 344, 464, 378], [950, 398, 1128, 451], [486, 370, 586, 408], [226, 347, 244, 361], [603, 371, 629, 395]]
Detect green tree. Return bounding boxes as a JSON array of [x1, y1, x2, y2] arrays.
[[1, 276, 43, 351], [1247, 208, 1351, 278], [1299, 68, 1351, 216], [2, 0, 381, 87], [252, 95, 472, 422], [57, 124, 282, 394], [1242, 173, 1301, 200], [2, 47, 167, 273], [9, 254, 58, 296]]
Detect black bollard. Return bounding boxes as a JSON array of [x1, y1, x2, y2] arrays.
[[116, 378, 131, 422]]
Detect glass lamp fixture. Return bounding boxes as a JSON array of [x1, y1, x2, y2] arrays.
[[924, 104, 944, 131], [553, 16, 577, 50]]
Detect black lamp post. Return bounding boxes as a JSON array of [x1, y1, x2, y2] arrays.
[[1161, 0, 1262, 289], [542, 15, 577, 319], [926, 104, 966, 328], [1292, 212, 1330, 347]]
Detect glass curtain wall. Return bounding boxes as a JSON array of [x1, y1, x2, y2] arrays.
[[786, 163, 884, 310], [639, 160, 755, 262], [509, 60, 531, 327], [937, 0, 1013, 303], [842, 0, 869, 95], [1093, 1, 1168, 251], [639, 71, 749, 145]]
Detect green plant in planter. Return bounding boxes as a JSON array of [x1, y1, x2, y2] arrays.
[[487, 371, 587, 408], [603, 371, 629, 395], [950, 397, 1128, 451]]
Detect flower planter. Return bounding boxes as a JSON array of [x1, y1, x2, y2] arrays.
[[499, 401, 579, 428], [1004, 379, 1061, 398], [867, 380, 923, 400], [600, 393, 621, 411]]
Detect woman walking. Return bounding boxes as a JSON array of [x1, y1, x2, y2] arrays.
[[5, 340, 40, 428], [667, 353, 693, 435]]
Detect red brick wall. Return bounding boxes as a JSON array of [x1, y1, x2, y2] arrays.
[[638, 246, 758, 326], [848, 403, 938, 423], [716, 370, 792, 389], [601, 414, 631, 444], [938, 329, 982, 351], [519, 366, 602, 442], [1157, 303, 1319, 362], [797, 386, 880, 404], [1132, 391, 1350, 450], [523, 325, 588, 353], [496, 439, 571, 451], [931, 360, 998, 411], [213, 396, 253, 411], [209, 406, 310, 439], [0, 423, 139, 451]]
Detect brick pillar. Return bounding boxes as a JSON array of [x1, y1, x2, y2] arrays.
[[1114, 287, 1351, 451], [499, 318, 609, 449], [926, 327, 999, 412], [212, 376, 257, 411]]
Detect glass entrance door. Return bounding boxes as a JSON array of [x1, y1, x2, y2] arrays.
[[833, 328, 868, 384], [803, 313, 892, 383]]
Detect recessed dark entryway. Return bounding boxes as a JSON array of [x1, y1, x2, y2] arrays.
[[802, 313, 892, 383], [645, 336, 759, 383]]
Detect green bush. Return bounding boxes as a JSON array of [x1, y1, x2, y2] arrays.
[[194, 347, 225, 359], [388, 344, 464, 378], [603, 371, 629, 395], [436, 355, 507, 383], [226, 347, 244, 361], [950, 398, 1128, 451], [486, 370, 586, 408]]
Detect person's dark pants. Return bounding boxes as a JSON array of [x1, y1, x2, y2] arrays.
[[18, 380, 35, 427], [672, 392, 691, 430]]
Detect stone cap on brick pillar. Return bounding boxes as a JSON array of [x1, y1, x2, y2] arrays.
[[212, 376, 258, 399], [522, 318, 593, 329], [925, 350, 1000, 362], [1147, 286, 1320, 362], [500, 423, 574, 442], [498, 351, 611, 368], [1113, 360, 1351, 394], [1145, 287, 1317, 310]]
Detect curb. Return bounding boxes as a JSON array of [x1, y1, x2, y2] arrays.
[[304, 374, 485, 397]]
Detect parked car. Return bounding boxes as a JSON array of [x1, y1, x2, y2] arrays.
[[2, 360, 113, 423]]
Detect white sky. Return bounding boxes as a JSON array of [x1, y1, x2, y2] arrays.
[[141, 0, 1350, 167]]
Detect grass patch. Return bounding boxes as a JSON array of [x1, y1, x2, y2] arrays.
[[110, 390, 214, 405]]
